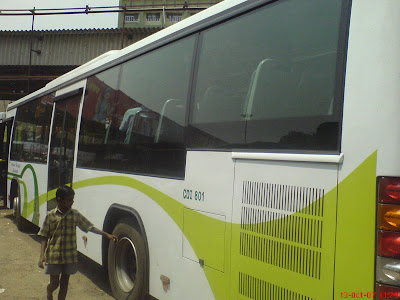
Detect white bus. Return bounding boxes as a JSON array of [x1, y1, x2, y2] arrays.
[[5, 0, 400, 299]]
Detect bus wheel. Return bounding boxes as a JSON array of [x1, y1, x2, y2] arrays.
[[108, 219, 146, 300], [13, 197, 29, 231], [12, 197, 18, 218]]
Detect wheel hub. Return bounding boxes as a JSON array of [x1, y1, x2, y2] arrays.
[[114, 237, 138, 293]]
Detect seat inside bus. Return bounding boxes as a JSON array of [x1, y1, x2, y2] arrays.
[[126, 110, 159, 144], [194, 84, 240, 124], [244, 57, 335, 121], [154, 98, 185, 145]]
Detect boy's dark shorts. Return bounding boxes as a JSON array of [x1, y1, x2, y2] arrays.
[[44, 263, 78, 275]]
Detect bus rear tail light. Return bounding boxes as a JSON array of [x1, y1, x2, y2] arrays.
[[378, 231, 400, 258], [378, 204, 400, 231], [376, 256, 400, 286], [379, 177, 400, 204], [377, 177, 400, 292], [376, 283, 400, 299]]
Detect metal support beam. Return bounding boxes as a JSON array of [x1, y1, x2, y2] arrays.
[[0, 92, 28, 96], [0, 75, 58, 81]]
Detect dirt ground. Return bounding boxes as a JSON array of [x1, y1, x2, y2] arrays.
[[0, 208, 114, 300]]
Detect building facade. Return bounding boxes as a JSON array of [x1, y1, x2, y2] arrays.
[[118, 0, 221, 28], [0, 28, 159, 102]]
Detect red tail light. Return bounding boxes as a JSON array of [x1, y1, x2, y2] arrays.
[[376, 283, 400, 299], [378, 230, 400, 258], [377, 177, 400, 290], [379, 177, 400, 204]]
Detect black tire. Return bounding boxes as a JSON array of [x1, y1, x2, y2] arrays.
[[108, 219, 147, 300], [12, 197, 18, 218], [14, 196, 30, 231]]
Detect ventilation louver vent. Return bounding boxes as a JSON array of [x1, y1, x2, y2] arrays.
[[239, 272, 315, 300], [242, 182, 324, 217], [240, 181, 324, 279]]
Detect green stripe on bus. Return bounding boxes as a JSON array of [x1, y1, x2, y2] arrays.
[[334, 151, 377, 298], [8, 164, 40, 224]]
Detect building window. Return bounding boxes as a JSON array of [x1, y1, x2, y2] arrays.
[[125, 14, 139, 23], [146, 13, 160, 22], [167, 13, 182, 23]]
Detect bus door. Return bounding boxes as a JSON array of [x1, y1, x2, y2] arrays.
[[231, 156, 341, 299], [47, 86, 83, 210], [0, 118, 12, 207]]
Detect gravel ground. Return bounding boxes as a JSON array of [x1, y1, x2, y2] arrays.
[[0, 208, 114, 300]]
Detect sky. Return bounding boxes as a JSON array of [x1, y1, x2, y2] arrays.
[[0, 0, 119, 31]]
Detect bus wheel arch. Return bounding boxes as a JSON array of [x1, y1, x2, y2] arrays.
[[103, 205, 149, 298], [9, 178, 19, 209], [10, 178, 29, 231]]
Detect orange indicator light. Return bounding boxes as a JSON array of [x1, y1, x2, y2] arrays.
[[378, 204, 400, 231]]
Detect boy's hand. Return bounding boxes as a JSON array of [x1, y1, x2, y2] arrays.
[[91, 227, 118, 243], [107, 233, 118, 244], [38, 256, 45, 269]]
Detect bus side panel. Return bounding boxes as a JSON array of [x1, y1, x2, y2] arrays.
[[72, 167, 218, 300], [231, 159, 339, 299], [7, 161, 48, 226], [335, 0, 400, 297], [335, 153, 377, 298]]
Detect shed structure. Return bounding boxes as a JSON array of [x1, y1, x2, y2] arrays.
[[0, 27, 160, 102]]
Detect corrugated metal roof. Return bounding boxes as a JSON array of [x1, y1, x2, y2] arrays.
[[0, 28, 159, 34], [0, 27, 160, 66]]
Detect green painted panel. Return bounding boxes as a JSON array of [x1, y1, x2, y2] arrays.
[[230, 185, 338, 300], [334, 152, 377, 299], [183, 208, 226, 271]]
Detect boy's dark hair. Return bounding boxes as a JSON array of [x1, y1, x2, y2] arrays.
[[56, 185, 75, 201]]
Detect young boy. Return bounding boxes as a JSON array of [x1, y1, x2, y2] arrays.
[[37, 185, 117, 300]]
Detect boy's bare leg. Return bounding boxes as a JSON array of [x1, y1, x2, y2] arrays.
[[47, 275, 60, 300], [58, 274, 70, 300]]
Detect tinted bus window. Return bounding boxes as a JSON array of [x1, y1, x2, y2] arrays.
[[189, 0, 344, 152], [10, 95, 54, 163], [78, 36, 196, 178]]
